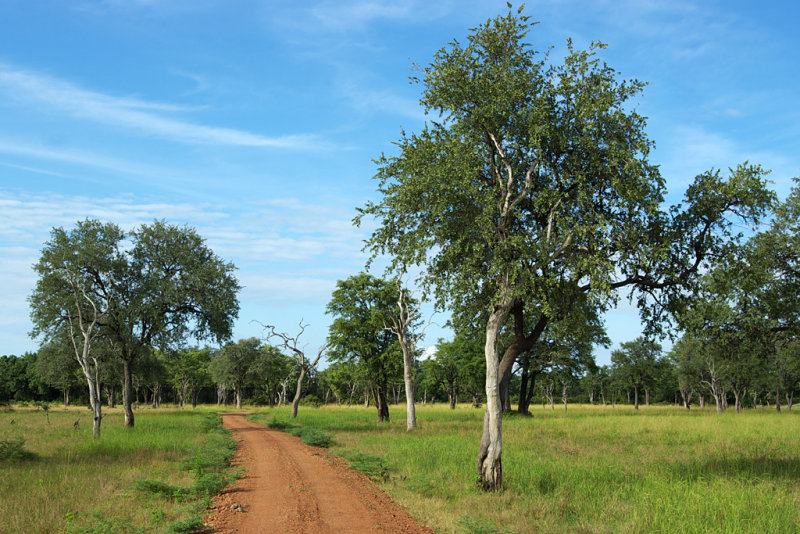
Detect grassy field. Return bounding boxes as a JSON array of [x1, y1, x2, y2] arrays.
[[250, 403, 800, 534], [0, 404, 236, 534], [3, 403, 799, 533]]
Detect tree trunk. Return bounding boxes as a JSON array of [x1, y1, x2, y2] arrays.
[[786, 390, 794, 411], [681, 389, 692, 410], [699, 393, 705, 408], [776, 385, 781, 412], [122, 358, 134, 428], [375, 385, 390, 422], [235, 385, 242, 409], [477, 299, 512, 491], [497, 310, 548, 413], [401, 343, 417, 430], [634, 385, 639, 410], [645, 389, 650, 407], [449, 393, 456, 410], [64, 388, 70, 407], [518, 362, 529, 413], [291, 366, 307, 419]]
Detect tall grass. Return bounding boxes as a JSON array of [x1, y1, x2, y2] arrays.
[[251, 404, 800, 533], [0, 405, 232, 534]]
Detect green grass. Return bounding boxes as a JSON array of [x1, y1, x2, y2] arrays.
[[0, 405, 235, 534], [249, 403, 800, 533]]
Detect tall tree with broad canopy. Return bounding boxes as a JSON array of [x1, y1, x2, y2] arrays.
[[31, 218, 240, 430], [357, 8, 774, 489]]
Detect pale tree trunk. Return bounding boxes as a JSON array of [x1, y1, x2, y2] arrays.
[[477, 297, 512, 491], [634, 385, 640, 410], [387, 279, 426, 432], [402, 344, 417, 430], [235, 386, 242, 409]]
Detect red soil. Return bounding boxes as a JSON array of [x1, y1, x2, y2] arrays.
[[204, 413, 434, 534]]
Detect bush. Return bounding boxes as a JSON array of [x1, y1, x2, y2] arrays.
[[133, 479, 191, 502], [266, 418, 296, 431], [299, 394, 323, 407], [340, 451, 390, 480], [0, 438, 35, 463], [300, 428, 332, 448]]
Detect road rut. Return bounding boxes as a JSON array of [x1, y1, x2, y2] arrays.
[[204, 413, 433, 534]]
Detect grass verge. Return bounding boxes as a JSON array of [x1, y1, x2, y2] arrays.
[[0, 407, 237, 534], [247, 403, 800, 534]]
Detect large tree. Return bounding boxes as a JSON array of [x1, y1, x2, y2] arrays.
[[30, 220, 124, 438], [357, 8, 773, 489], [31, 219, 240, 429]]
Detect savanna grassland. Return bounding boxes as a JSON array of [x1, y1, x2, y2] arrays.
[[0, 405, 236, 534], [3, 403, 799, 533], [251, 403, 800, 534]]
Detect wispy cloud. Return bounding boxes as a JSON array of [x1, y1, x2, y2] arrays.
[[311, 1, 423, 30], [0, 65, 328, 150], [0, 190, 368, 354]]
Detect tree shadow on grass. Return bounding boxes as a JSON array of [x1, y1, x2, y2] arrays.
[[670, 455, 800, 482]]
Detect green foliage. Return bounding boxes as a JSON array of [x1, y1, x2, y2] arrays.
[[65, 511, 146, 534], [164, 515, 208, 533], [0, 438, 35, 462], [266, 418, 297, 431], [326, 273, 405, 420], [340, 450, 390, 480], [133, 479, 190, 501], [300, 428, 332, 448]]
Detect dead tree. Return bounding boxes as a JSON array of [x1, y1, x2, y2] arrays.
[[263, 321, 327, 419]]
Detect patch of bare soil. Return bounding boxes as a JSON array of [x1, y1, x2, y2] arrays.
[[204, 413, 434, 534]]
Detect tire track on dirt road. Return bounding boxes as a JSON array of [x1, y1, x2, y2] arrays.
[[205, 413, 433, 534]]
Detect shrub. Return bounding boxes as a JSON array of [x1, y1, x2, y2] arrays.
[[0, 438, 35, 463], [301, 428, 332, 448], [340, 451, 390, 480]]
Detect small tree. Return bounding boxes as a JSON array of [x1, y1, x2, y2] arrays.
[[611, 337, 662, 410], [326, 274, 403, 422], [30, 220, 123, 439], [263, 322, 327, 419]]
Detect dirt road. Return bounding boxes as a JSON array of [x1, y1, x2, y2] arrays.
[[204, 413, 433, 534]]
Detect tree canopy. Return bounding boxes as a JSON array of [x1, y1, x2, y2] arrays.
[[357, 7, 774, 489]]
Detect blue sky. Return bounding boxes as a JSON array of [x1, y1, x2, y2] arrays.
[[1, 0, 798, 365]]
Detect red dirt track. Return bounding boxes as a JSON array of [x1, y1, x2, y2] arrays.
[[204, 413, 433, 534]]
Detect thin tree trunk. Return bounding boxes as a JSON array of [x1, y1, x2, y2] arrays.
[[122, 358, 134, 428], [291, 367, 307, 418], [401, 343, 417, 430]]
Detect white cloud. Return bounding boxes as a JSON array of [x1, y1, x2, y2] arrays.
[[0, 191, 369, 355], [311, 1, 420, 30], [0, 65, 328, 150]]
